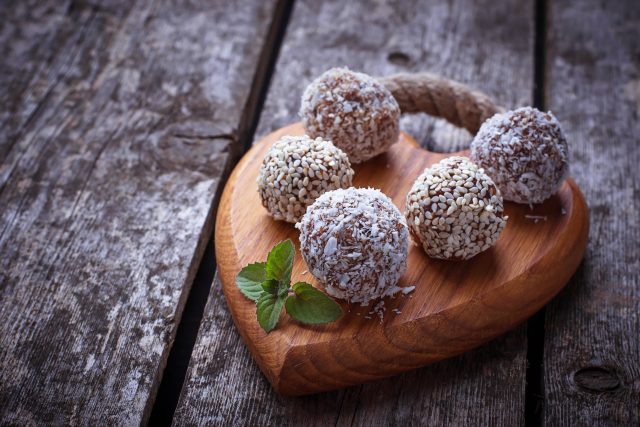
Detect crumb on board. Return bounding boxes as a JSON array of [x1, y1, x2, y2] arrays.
[[350, 285, 415, 322], [401, 285, 415, 295], [368, 300, 386, 323], [524, 214, 548, 223]]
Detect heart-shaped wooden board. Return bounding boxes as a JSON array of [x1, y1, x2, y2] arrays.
[[215, 123, 589, 395]]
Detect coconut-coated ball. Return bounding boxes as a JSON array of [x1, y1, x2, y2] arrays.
[[299, 68, 400, 164], [296, 188, 408, 304], [405, 156, 507, 261], [257, 135, 354, 223], [470, 107, 569, 204]]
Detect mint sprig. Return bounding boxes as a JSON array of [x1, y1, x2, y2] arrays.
[[235, 239, 343, 333]]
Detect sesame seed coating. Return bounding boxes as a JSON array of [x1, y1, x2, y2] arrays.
[[470, 107, 569, 204], [296, 188, 409, 304], [405, 157, 507, 261], [257, 135, 354, 223], [299, 68, 400, 164]]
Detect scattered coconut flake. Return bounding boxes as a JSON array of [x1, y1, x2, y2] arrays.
[[401, 285, 415, 295], [368, 300, 386, 323], [525, 214, 548, 223]]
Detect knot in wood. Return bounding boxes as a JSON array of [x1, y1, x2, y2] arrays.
[[574, 366, 621, 392], [387, 51, 411, 66]]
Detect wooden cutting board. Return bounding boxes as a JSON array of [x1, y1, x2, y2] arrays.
[[215, 123, 589, 395]]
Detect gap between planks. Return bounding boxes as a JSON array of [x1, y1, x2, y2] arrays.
[[524, 0, 548, 425], [147, 0, 295, 424]]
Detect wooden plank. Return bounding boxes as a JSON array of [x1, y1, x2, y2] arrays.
[[0, 0, 276, 424], [174, 0, 535, 424], [543, 0, 640, 424]]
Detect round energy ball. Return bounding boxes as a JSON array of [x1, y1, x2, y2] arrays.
[[296, 187, 408, 304], [405, 156, 507, 261], [257, 135, 354, 223], [299, 67, 401, 164], [470, 106, 569, 204]]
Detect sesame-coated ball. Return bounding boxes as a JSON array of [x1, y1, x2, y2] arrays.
[[405, 157, 507, 261], [296, 188, 408, 304], [299, 68, 400, 164], [257, 135, 354, 223], [470, 107, 569, 204]]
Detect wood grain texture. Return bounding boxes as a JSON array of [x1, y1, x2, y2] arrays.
[[0, 0, 275, 424], [174, 0, 537, 424], [543, 0, 640, 424], [254, 0, 534, 151], [214, 123, 588, 395]]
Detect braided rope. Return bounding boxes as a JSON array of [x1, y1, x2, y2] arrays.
[[379, 73, 505, 135]]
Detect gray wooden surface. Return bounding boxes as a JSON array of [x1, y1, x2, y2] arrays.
[[2, 0, 639, 425], [173, 0, 533, 425], [543, 0, 640, 424], [0, 0, 275, 424]]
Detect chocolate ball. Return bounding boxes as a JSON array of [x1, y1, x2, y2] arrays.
[[257, 135, 354, 223], [296, 188, 408, 304], [405, 156, 507, 260], [470, 107, 569, 204], [300, 68, 400, 164]]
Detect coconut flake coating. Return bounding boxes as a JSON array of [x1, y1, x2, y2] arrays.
[[296, 188, 408, 304], [299, 68, 400, 164], [470, 107, 569, 204], [405, 157, 507, 261], [257, 135, 354, 223]]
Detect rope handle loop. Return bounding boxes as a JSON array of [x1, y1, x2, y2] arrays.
[[379, 73, 505, 134]]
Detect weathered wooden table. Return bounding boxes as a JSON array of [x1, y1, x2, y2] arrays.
[[1, 0, 638, 425]]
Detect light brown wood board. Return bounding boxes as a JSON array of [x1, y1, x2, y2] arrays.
[[215, 122, 589, 395]]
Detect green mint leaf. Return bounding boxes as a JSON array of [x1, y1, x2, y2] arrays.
[[261, 278, 280, 294], [278, 284, 290, 298], [265, 239, 294, 285], [236, 262, 266, 302], [285, 282, 342, 325], [261, 279, 291, 298], [256, 291, 286, 333]]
